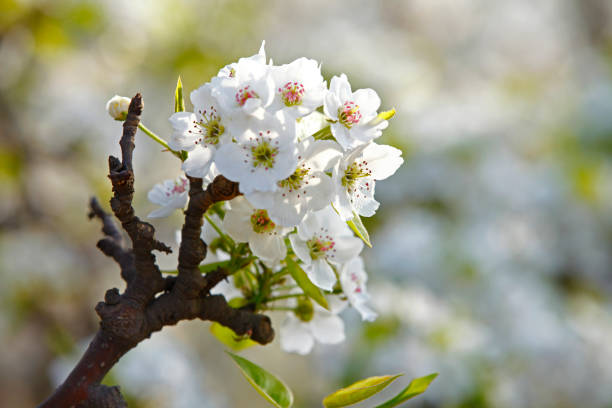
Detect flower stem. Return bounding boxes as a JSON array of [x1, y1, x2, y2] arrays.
[[263, 306, 295, 312], [266, 293, 304, 302], [204, 213, 235, 249], [137, 122, 184, 160]]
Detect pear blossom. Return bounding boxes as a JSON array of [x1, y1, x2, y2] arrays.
[[215, 112, 299, 194], [211, 42, 275, 118], [340, 257, 377, 321], [279, 300, 346, 355], [105, 95, 131, 121], [324, 74, 388, 151], [289, 206, 363, 290], [147, 176, 189, 218], [332, 142, 403, 221], [245, 137, 342, 227], [223, 196, 291, 265], [168, 84, 230, 178], [269, 57, 327, 117]]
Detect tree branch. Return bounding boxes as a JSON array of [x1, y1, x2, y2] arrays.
[[39, 93, 274, 408]]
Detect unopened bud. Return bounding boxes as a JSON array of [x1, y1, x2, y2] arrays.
[[105, 95, 131, 121], [294, 297, 314, 322]]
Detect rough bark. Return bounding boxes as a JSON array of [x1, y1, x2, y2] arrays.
[[38, 94, 274, 408]]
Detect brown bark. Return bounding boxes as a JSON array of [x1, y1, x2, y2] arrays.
[[38, 94, 274, 408]]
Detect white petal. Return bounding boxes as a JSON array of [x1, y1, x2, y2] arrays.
[[333, 185, 355, 221], [326, 295, 349, 314], [354, 301, 377, 322], [223, 205, 252, 242], [362, 143, 404, 180], [305, 140, 343, 172], [330, 123, 357, 152], [244, 190, 275, 210], [351, 178, 379, 218], [352, 88, 381, 121], [249, 233, 286, 263], [305, 258, 336, 291], [148, 205, 179, 219], [323, 92, 340, 120], [168, 112, 198, 152], [329, 74, 352, 101], [182, 147, 214, 178], [303, 173, 334, 213], [279, 315, 314, 355], [214, 143, 251, 184], [227, 196, 253, 214], [309, 312, 345, 344], [329, 236, 363, 265], [289, 234, 312, 264]]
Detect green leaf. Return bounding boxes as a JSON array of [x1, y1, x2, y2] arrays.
[[198, 260, 232, 274], [374, 373, 438, 408], [347, 212, 372, 248], [174, 75, 185, 113], [312, 125, 333, 140], [210, 322, 257, 351], [226, 351, 294, 408], [286, 257, 329, 310], [369, 108, 396, 126], [323, 374, 403, 408]]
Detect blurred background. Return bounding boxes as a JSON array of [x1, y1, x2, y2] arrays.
[[1, 0, 612, 406]]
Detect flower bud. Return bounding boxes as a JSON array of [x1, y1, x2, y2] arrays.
[[105, 95, 131, 121], [294, 297, 314, 322]]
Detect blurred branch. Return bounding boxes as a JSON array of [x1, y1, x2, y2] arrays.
[[38, 94, 274, 408]]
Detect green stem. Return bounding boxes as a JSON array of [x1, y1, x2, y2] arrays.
[[205, 213, 235, 249], [263, 306, 295, 312], [138, 123, 184, 160], [266, 293, 304, 302]]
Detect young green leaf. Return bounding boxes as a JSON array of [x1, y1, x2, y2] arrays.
[[174, 75, 185, 113], [210, 323, 257, 351], [346, 212, 372, 248], [312, 125, 333, 140], [286, 257, 329, 310], [226, 352, 294, 408], [322, 374, 403, 408], [374, 373, 438, 408], [198, 259, 232, 274], [369, 108, 396, 126]]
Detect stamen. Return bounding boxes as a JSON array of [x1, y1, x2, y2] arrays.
[[338, 101, 362, 129], [279, 81, 305, 106]]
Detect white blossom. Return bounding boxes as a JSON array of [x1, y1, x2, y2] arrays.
[[269, 57, 327, 117], [223, 196, 290, 265], [211, 41, 274, 118], [289, 206, 363, 290], [245, 137, 342, 227], [146, 176, 189, 218], [105, 95, 131, 121], [168, 84, 230, 178], [332, 142, 403, 221], [279, 301, 346, 355], [340, 257, 377, 321], [215, 112, 299, 194], [324, 74, 388, 151]]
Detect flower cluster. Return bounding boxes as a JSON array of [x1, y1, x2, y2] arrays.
[[111, 42, 402, 354]]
